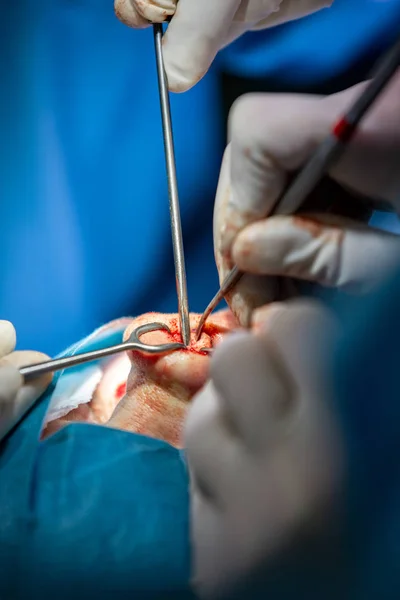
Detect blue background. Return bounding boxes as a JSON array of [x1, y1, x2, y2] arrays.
[[1, 0, 400, 356]]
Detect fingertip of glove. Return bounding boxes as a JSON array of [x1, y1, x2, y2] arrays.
[[114, 0, 149, 28], [254, 299, 325, 329], [0, 364, 22, 384], [4, 350, 54, 387], [0, 365, 23, 405], [164, 61, 201, 93], [162, 35, 208, 92], [232, 228, 258, 271], [0, 319, 15, 332], [252, 303, 288, 335], [0, 320, 17, 357], [253, 300, 339, 368], [210, 330, 257, 386]]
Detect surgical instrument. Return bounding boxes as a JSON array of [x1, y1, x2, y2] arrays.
[[196, 32, 400, 341], [200, 347, 213, 355], [20, 323, 185, 383], [153, 23, 191, 347]]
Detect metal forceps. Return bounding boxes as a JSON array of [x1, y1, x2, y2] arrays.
[[19, 323, 184, 383]]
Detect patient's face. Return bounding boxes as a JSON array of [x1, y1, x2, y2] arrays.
[[42, 310, 238, 448], [108, 310, 238, 448]]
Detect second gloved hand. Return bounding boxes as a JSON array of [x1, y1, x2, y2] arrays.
[[0, 320, 53, 440], [214, 71, 400, 327], [114, 0, 333, 92], [185, 300, 344, 597]]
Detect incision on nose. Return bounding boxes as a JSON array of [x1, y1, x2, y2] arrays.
[[107, 310, 239, 448], [124, 312, 231, 350], [123, 311, 237, 394], [42, 311, 239, 449]]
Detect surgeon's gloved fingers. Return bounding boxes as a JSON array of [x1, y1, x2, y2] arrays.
[[190, 492, 228, 599], [162, 0, 241, 92], [0, 350, 53, 436], [115, 0, 242, 92], [0, 320, 16, 358], [232, 214, 400, 293], [190, 487, 268, 600], [186, 368, 297, 597], [0, 366, 22, 410], [253, 299, 339, 380], [255, 0, 333, 29], [329, 69, 400, 206], [115, 1, 333, 93], [184, 379, 243, 506], [213, 146, 279, 327], [187, 300, 344, 598], [210, 330, 295, 452], [217, 83, 372, 261], [218, 93, 330, 258], [0, 364, 24, 439], [214, 145, 233, 271], [226, 273, 281, 329], [252, 300, 344, 505], [214, 155, 297, 329], [133, 0, 176, 23], [114, 0, 151, 28], [254, 299, 343, 479]]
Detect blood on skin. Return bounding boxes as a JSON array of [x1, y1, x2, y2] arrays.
[[127, 313, 231, 365], [43, 311, 238, 449], [162, 316, 223, 351], [115, 382, 127, 400], [109, 311, 238, 448]]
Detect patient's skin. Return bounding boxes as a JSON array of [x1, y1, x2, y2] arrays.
[[41, 354, 131, 439], [42, 310, 238, 448], [108, 310, 237, 448]]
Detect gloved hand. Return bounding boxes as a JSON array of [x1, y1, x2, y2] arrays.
[[184, 299, 344, 598], [0, 320, 53, 439], [214, 70, 400, 326], [114, 0, 333, 92]]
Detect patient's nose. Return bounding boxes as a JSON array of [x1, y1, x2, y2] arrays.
[[124, 311, 237, 396]]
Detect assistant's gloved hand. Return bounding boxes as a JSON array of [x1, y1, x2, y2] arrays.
[[0, 320, 53, 439], [185, 300, 344, 598], [114, 0, 332, 92], [214, 70, 400, 326]]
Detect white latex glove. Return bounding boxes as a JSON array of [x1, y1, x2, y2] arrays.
[[185, 299, 344, 598], [114, 0, 333, 92], [0, 320, 53, 440], [214, 70, 400, 327]]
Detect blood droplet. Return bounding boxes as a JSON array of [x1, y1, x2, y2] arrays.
[[115, 382, 127, 400]]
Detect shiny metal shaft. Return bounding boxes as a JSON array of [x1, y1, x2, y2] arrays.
[[20, 343, 137, 382], [153, 23, 191, 347], [20, 322, 184, 382], [195, 266, 240, 341]]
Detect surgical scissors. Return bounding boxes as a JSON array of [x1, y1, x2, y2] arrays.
[[19, 323, 185, 383]]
